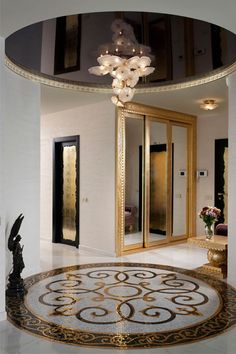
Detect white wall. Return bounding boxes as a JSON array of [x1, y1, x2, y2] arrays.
[[41, 99, 116, 256], [197, 110, 228, 234], [0, 36, 41, 321], [0, 37, 6, 321], [4, 68, 41, 279], [227, 72, 236, 286], [172, 125, 187, 236]]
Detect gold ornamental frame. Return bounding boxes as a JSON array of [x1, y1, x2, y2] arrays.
[[115, 102, 197, 256]]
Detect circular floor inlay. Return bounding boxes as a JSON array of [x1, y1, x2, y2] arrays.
[[6, 263, 236, 348]]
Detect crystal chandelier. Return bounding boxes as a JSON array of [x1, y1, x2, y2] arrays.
[[88, 19, 155, 106]]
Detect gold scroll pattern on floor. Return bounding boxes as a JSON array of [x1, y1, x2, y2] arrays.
[[37, 269, 208, 324], [6, 263, 236, 349]]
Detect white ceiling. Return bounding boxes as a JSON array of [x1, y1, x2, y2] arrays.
[[2, 0, 236, 37], [135, 78, 228, 116], [41, 77, 228, 116]]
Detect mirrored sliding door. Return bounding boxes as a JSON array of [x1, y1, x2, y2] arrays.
[[145, 120, 169, 246], [124, 114, 144, 250], [116, 102, 196, 255]]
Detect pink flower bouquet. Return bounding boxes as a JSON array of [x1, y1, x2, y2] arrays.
[[199, 206, 221, 227]]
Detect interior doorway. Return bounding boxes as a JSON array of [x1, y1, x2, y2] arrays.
[[53, 136, 80, 247], [215, 138, 228, 224]]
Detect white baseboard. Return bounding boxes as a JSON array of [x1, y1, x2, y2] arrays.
[[79, 244, 116, 257], [0, 311, 6, 321]]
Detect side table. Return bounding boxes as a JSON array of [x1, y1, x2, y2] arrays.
[[188, 235, 227, 278]]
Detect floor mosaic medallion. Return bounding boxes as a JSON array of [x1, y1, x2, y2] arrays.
[[6, 262, 236, 348]]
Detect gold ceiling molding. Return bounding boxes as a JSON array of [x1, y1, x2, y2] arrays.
[[5, 56, 111, 93], [5, 55, 236, 93]]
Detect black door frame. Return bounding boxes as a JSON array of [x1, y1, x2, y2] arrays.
[[53, 135, 80, 247], [214, 138, 228, 224]]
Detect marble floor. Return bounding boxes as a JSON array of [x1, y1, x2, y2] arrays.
[[1, 241, 236, 354], [124, 231, 166, 245]]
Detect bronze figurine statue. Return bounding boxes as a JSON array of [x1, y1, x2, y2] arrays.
[[6, 214, 26, 297]]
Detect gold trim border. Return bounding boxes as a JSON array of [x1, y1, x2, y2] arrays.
[[115, 107, 125, 256], [5, 55, 236, 93]]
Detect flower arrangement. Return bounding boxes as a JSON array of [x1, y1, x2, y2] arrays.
[[199, 206, 221, 227]]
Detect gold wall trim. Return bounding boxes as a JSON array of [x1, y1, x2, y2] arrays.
[[5, 55, 236, 93], [115, 107, 126, 256]]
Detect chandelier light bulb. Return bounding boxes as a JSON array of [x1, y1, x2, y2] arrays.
[[88, 19, 155, 106]]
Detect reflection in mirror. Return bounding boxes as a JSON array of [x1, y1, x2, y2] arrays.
[[149, 121, 168, 243], [124, 116, 144, 247], [172, 125, 187, 236]]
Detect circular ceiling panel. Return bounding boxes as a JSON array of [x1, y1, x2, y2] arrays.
[[5, 12, 236, 91]]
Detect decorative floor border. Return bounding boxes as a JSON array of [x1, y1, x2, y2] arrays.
[[6, 263, 236, 349]]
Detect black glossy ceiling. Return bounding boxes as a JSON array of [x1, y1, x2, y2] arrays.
[[5, 11, 236, 87]]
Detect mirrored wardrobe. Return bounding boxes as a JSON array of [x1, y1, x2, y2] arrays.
[[116, 103, 196, 255]]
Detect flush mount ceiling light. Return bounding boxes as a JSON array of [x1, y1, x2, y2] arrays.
[[88, 19, 155, 106], [200, 99, 218, 111]]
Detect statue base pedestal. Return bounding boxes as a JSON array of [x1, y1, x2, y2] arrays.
[[6, 277, 27, 298]]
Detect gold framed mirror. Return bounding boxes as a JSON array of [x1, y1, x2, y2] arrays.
[[116, 102, 196, 256]]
